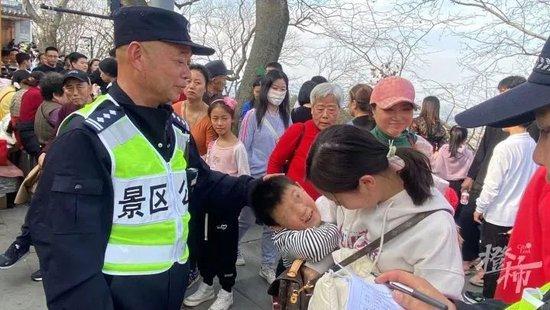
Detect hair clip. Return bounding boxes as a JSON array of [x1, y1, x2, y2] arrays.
[[387, 140, 405, 172]]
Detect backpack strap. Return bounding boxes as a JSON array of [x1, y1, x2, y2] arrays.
[[329, 209, 448, 274]]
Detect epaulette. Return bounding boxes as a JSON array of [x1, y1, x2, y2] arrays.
[[83, 99, 124, 133], [171, 112, 191, 134]]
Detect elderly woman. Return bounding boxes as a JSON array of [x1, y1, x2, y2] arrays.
[[267, 82, 342, 200]]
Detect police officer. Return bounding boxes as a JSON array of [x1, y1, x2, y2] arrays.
[[28, 6, 256, 310]]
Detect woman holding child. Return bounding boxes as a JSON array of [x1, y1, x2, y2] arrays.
[[307, 125, 464, 298], [267, 82, 343, 200]]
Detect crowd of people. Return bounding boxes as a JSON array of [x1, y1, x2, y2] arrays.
[[0, 5, 548, 310]]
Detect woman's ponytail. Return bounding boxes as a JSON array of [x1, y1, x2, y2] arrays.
[[395, 148, 433, 205]]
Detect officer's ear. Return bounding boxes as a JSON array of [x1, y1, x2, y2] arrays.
[[125, 41, 147, 72]]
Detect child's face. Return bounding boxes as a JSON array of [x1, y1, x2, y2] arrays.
[[210, 106, 232, 136], [271, 185, 321, 230]]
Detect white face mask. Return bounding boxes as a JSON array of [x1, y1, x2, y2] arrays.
[[267, 88, 286, 106]]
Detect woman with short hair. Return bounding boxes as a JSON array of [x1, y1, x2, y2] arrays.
[[268, 82, 343, 200]]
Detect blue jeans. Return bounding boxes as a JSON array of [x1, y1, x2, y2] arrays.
[[238, 206, 279, 269]]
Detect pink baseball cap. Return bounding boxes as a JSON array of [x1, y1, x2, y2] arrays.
[[369, 76, 418, 110]]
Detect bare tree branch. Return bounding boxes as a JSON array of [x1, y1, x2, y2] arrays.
[[450, 0, 546, 40], [175, 0, 202, 9]]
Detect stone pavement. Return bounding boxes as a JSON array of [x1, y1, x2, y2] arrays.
[[0, 205, 272, 310], [1, 205, 480, 309]]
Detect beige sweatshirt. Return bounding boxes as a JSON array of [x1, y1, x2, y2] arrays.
[[316, 188, 464, 300]]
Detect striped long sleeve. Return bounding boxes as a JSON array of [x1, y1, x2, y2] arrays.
[[273, 222, 340, 267]]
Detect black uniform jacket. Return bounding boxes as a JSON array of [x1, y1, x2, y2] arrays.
[[27, 83, 256, 309]]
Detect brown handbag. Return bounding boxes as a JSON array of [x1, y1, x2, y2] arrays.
[[269, 259, 316, 310], [267, 209, 444, 310]]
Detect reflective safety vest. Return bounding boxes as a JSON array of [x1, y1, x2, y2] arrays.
[[507, 282, 550, 310], [60, 95, 192, 276]]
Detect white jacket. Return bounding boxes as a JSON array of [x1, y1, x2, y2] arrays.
[[316, 188, 464, 300]]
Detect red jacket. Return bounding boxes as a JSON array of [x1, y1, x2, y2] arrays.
[[19, 86, 43, 122], [267, 120, 320, 200], [495, 166, 550, 303]]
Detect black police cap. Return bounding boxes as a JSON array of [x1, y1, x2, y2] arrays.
[[113, 6, 215, 56]]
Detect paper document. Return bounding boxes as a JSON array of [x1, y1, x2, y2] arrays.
[[346, 274, 402, 310]]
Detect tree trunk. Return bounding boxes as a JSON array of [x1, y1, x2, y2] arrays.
[[23, 0, 70, 49], [235, 0, 289, 111]]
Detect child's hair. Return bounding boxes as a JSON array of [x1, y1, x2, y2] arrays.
[[208, 96, 238, 119], [307, 125, 433, 205], [250, 175, 296, 226], [448, 126, 468, 158]]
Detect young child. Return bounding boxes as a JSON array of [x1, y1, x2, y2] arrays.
[[431, 126, 474, 216], [183, 97, 249, 310], [250, 176, 339, 269], [473, 122, 537, 298]]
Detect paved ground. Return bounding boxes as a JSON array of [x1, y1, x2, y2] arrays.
[[1, 205, 480, 309]]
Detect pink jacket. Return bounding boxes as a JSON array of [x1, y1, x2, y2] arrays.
[[431, 144, 474, 181]]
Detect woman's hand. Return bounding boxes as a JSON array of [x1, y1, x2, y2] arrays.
[[375, 270, 456, 310], [461, 177, 473, 192]]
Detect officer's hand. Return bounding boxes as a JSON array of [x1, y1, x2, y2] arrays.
[[375, 270, 456, 310], [473, 211, 484, 224]]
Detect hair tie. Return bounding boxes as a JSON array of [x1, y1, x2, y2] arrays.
[[211, 96, 237, 112], [387, 140, 405, 172], [223, 97, 237, 111]]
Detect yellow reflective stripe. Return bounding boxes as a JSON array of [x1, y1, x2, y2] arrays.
[[170, 148, 187, 171], [113, 135, 165, 178], [109, 220, 176, 245], [182, 212, 190, 240], [180, 213, 191, 260], [58, 95, 108, 135], [79, 94, 108, 116], [103, 261, 173, 274]]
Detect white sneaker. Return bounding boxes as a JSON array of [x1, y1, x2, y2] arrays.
[[208, 289, 233, 310], [235, 250, 245, 266], [183, 282, 215, 307], [259, 265, 276, 284]]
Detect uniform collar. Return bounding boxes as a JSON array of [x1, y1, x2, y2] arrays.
[[108, 82, 174, 114]]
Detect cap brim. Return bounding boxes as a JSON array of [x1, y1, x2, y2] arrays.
[[378, 98, 419, 110], [455, 81, 550, 128], [63, 76, 88, 84], [161, 39, 215, 56]]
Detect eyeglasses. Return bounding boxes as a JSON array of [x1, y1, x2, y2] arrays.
[[313, 105, 339, 115]]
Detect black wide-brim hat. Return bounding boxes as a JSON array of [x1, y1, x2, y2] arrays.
[[113, 6, 215, 56], [455, 36, 550, 128]]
